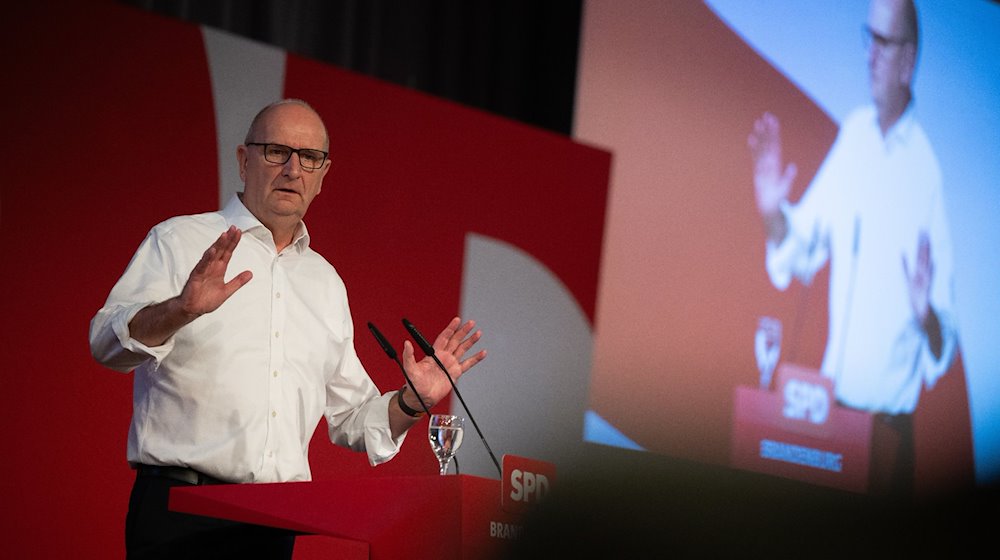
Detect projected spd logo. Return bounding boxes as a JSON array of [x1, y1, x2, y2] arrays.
[[779, 367, 834, 425], [501, 455, 556, 515]]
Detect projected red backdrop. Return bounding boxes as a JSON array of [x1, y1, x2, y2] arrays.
[[577, 0, 972, 497]]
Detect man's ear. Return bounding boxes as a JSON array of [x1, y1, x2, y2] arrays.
[[316, 158, 332, 195], [236, 145, 248, 182], [900, 43, 917, 87]]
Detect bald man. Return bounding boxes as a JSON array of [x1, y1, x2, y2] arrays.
[[91, 99, 487, 558], [747, 0, 957, 496]]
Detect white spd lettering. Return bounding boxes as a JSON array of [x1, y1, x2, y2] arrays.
[[509, 469, 550, 503], [782, 379, 829, 424]]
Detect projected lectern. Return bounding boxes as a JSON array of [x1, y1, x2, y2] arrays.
[[731, 364, 901, 494]]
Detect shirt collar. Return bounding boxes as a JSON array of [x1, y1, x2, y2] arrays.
[[221, 193, 312, 254], [879, 101, 917, 151]]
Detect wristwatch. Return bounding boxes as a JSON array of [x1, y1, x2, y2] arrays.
[[397, 385, 425, 418]]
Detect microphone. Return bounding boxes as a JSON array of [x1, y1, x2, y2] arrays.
[[853, 216, 861, 257], [367, 322, 431, 417], [785, 217, 862, 366], [402, 318, 502, 476], [403, 317, 436, 357], [835, 217, 862, 379], [368, 321, 398, 361]]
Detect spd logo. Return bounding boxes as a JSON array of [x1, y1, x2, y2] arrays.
[[782, 378, 830, 424], [501, 455, 556, 514]]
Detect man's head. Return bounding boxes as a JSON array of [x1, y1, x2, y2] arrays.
[[866, 0, 919, 128], [236, 99, 331, 236]]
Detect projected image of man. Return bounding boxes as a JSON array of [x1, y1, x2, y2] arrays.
[[747, 0, 957, 495]]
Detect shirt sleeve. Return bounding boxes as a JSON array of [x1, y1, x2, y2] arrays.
[[764, 118, 853, 291], [88, 227, 180, 372], [765, 197, 832, 291], [323, 310, 406, 465]]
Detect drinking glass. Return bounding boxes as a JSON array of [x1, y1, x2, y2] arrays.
[[428, 414, 465, 475], [755, 316, 782, 391]]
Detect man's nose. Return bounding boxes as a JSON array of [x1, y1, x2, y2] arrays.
[[283, 152, 303, 177], [867, 43, 879, 72]]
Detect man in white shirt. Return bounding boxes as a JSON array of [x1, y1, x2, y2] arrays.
[[90, 98, 487, 558], [747, 0, 956, 495]]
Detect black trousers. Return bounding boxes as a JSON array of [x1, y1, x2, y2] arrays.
[[125, 470, 296, 560], [873, 411, 915, 498]]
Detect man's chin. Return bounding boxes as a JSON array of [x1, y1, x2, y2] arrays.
[[267, 200, 305, 217]]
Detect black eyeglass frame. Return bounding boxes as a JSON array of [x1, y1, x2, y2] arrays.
[[861, 25, 913, 51], [246, 142, 329, 170]]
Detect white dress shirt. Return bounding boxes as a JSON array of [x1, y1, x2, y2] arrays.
[[90, 194, 403, 483], [766, 104, 957, 415]]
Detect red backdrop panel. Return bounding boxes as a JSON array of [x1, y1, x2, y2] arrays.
[[2, 2, 217, 558], [284, 55, 609, 479]]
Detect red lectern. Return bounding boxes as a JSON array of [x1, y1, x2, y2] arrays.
[[731, 364, 897, 494], [170, 474, 524, 559]]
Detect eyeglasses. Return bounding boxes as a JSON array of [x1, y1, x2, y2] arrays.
[[861, 25, 911, 52], [246, 142, 329, 170]]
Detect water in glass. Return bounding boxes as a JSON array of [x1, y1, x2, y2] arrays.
[[428, 414, 465, 475]]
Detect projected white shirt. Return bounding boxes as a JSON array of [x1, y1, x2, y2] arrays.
[[766, 104, 957, 415], [90, 195, 403, 483]]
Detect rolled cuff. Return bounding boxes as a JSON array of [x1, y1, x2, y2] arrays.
[[90, 302, 174, 372]]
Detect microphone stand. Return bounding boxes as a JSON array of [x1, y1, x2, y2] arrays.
[[403, 318, 502, 476], [368, 322, 461, 474], [368, 322, 432, 416]]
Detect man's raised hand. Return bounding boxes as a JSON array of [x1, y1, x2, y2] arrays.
[[400, 317, 487, 409], [127, 226, 252, 347], [177, 226, 253, 318]]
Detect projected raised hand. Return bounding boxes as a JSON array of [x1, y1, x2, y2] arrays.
[[749, 112, 797, 243]]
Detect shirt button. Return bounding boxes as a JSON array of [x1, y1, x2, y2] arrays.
[[272, 370, 279, 378], [275, 331, 280, 338], [275, 292, 281, 299], [272, 411, 277, 418]]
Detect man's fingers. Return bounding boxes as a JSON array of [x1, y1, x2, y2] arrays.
[[447, 320, 476, 351], [195, 227, 243, 274], [454, 329, 483, 358], [223, 270, 253, 298], [750, 113, 785, 179], [218, 226, 242, 261], [401, 340, 417, 370], [460, 349, 488, 372], [433, 317, 463, 350], [749, 115, 772, 156], [917, 232, 931, 269], [904, 233, 933, 282], [191, 246, 216, 276], [782, 163, 797, 187]]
